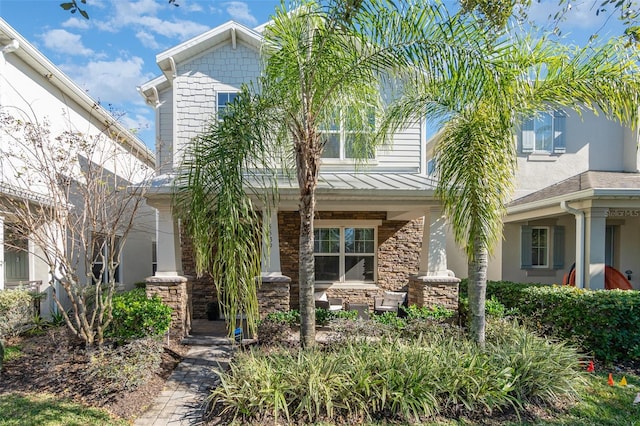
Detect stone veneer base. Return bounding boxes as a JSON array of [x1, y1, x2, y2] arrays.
[[407, 275, 460, 311], [258, 275, 291, 317], [145, 275, 192, 339]]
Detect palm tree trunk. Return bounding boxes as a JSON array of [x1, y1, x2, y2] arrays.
[[296, 131, 320, 348], [468, 235, 487, 347], [299, 190, 316, 348]]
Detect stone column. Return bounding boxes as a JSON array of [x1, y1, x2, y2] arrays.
[[260, 210, 290, 316], [585, 207, 608, 290], [145, 199, 190, 338], [145, 276, 192, 339], [409, 208, 460, 310], [0, 216, 4, 290]]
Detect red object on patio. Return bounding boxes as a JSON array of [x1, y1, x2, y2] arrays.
[[563, 265, 633, 290]]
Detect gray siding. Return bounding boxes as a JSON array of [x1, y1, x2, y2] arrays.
[[173, 42, 261, 165]]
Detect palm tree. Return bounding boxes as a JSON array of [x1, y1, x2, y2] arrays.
[[388, 29, 640, 344], [177, 0, 506, 347]]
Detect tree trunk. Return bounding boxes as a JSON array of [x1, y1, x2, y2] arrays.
[[468, 236, 487, 347], [296, 129, 320, 348], [299, 191, 316, 348]]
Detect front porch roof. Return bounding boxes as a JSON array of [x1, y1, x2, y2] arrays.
[[145, 172, 440, 215], [505, 171, 640, 221]]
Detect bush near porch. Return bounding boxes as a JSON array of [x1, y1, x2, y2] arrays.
[[0, 288, 36, 338], [459, 280, 640, 363]]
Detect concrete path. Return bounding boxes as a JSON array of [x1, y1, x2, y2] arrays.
[[135, 321, 235, 426]]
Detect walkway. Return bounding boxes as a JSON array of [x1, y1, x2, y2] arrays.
[[135, 320, 235, 426]]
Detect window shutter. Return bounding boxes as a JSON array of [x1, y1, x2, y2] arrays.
[[553, 226, 565, 269], [521, 226, 532, 268], [522, 118, 534, 153], [553, 111, 566, 153]]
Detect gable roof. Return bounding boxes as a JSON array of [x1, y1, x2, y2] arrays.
[[0, 19, 155, 169], [155, 20, 263, 81]]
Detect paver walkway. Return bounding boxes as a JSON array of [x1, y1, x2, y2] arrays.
[[135, 320, 235, 426]]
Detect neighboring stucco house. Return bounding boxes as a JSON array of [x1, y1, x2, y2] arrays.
[[0, 19, 157, 315], [429, 109, 640, 290], [138, 20, 460, 330]]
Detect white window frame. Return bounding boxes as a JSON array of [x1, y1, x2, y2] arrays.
[[320, 109, 376, 161], [522, 110, 566, 154], [314, 220, 380, 284], [530, 226, 549, 268], [216, 91, 238, 119], [92, 233, 121, 285]]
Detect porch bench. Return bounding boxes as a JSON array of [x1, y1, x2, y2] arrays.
[[373, 291, 407, 314]]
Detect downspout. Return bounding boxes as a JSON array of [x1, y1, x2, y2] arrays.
[[561, 200, 584, 288]]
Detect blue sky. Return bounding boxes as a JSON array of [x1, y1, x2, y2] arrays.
[[0, 0, 627, 149]]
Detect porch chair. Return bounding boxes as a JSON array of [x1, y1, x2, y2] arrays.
[[314, 291, 343, 311], [373, 291, 407, 314]]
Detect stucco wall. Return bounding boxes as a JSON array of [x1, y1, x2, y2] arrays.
[[514, 110, 629, 200]]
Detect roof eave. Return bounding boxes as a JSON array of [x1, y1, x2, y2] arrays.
[[0, 19, 155, 168]]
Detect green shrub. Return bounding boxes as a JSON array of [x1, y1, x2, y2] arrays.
[[106, 289, 172, 341], [0, 288, 34, 338], [82, 337, 163, 393], [210, 321, 585, 424], [372, 311, 407, 328], [331, 309, 358, 321], [264, 310, 300, 326], [263, 309, 358, 328], [467, 281, 640, 363], [401, 304, 455, 321]]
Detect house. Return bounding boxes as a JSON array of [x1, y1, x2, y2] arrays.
[[429, 108, 640, 290], [503, 109, 640, 290], [0, 19, 157, 316], [138, 20, 460, 335]]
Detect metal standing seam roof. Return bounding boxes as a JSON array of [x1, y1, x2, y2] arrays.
[[279, 172, 438, 192], [146, 172, 439, 197]]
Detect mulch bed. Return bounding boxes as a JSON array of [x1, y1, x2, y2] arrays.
[[0, 327, 189, 421]]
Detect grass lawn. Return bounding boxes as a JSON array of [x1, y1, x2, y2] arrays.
[[0, 393, 128, 426], [440, 372, 640, 426]]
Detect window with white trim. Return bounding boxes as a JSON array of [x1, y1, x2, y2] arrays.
[[92, 234, 121, 284], [320, 109, 376, 160], [521, 225, 565, 270], [217, 92, 238, 119], [521, 110, 566, 154], [530, 227, 548, 268], [314, 226, 376, 283]]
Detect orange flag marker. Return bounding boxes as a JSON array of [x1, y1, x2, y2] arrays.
[[608, 373, 615, 386], [620, 376, 628, 387], [586, 360, 595, 372]]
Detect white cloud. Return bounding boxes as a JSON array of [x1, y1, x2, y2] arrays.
[[61, 17, 91, 30], [93, 0, 209, 41], [60, 57, 154, 105], [40, 29, 94, 56], [224, 2, 257, 26], [185, 2, 204, 13], [136, 30, 161, 49]]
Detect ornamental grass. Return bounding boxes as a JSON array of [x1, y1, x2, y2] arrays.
[[208, 320, 586, 424]]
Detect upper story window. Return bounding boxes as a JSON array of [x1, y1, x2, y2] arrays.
[[320, 109, 376, 160], [217, 92, 238, 119], [314, 226, 376, 283], [521, 110, 566, 154]]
